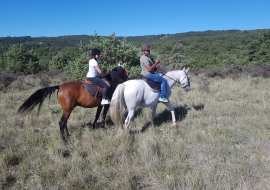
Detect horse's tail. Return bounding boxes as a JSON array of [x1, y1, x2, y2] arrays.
[[17, 85, 60, 116], [110, 83, 126, 127]]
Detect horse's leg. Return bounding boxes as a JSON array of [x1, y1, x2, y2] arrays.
[[93, 106, 103, 129], [164, 101, 177, 126], [124, 109, 135, 131], [59, 111, 72, 141], [64, 120, 70, 137], [101, 104, 110, 128], [151, 105, 158, 126]]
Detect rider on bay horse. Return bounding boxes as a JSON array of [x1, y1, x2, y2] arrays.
[[140, 44, 168, 103], [86, 48, 110, 105]]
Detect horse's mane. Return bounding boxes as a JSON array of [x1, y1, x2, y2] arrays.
[[162, 70, 182, 76], [106, 66, 126, 85]]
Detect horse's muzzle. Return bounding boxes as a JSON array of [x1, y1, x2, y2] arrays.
[[184, 86, 191, 91]]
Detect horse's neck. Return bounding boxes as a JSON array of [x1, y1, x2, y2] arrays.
[[163, 71, 183, 87], [108, 72, 119, 87]]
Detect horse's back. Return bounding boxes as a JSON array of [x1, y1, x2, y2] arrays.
[[123, 80, 159, 107], [123, 79, 144, 88], [123, 80, 146, 95], [58, 81, 83, 96]]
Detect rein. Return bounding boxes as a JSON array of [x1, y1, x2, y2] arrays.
[[163, 74, 179, 83], [163, 71, 188, 87]]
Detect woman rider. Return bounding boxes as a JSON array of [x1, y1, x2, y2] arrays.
[[86, 48, 110, 105], [140, 44, 168, 103]]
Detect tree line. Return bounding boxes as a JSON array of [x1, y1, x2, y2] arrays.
[[0, 29, 269, 79]]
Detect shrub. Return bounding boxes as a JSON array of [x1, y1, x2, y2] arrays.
[[246, 65, 270, 78], [67, 32, 142, 81], [1, 44, 40, 74], [49, 51, 68, 70]]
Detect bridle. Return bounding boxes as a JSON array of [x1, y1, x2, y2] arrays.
[[125, 68, 128, 78], [163, 71, 189, 87]]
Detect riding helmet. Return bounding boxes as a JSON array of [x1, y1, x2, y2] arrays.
[[91, 48, 101, 56]]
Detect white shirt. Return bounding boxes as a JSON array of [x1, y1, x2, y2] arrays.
[[86, 59, 98, 77]]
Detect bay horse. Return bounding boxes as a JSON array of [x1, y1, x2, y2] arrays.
[[17, 64, 128, 141], [110, 68, 190, 130]]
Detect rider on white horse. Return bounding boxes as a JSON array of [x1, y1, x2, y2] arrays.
[[140, 44, 168, 103]]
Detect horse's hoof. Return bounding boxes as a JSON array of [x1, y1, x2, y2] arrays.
[[172, 123, 178, 128]]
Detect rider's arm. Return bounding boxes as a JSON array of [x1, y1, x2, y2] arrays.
[[94, 65, 107, 76], [145, 59, 160, 72]]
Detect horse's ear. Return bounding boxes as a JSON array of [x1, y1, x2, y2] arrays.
[[186, 68, 190, 73], [123, 63, 126, 68], [118, 63, 120, 66], [183, 67, 186, 72]]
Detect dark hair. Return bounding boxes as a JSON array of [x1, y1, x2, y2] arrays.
[[90, 55, 96, 60]]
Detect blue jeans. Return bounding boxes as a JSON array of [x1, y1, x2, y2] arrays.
[[145, 73, 167, 97]]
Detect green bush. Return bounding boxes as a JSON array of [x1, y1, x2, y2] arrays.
[[1, 44, 40, 74], [49, 47, 80, 70], [67, 32, 142, 81]]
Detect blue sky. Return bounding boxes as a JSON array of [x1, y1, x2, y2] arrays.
[[0, 0, 269, 37]]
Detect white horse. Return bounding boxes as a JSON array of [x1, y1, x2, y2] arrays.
[[109, 68, 190, 130]]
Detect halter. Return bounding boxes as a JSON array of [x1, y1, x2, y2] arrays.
[[163, 71, 188, 87], [164, 74, 180, 83]]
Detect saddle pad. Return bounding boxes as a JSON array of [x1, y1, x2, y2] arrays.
[[139, 75, 161, 92], [83, 82, 102, 97]]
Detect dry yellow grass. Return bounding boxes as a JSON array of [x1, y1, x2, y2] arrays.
[[0, 72, 270, 189]]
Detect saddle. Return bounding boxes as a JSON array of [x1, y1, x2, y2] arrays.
[[139, 75, 161, 92], [83, 78, 110, 98]]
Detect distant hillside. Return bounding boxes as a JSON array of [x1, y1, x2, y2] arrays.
[[118, 30, 242, 42], [1, 29, 269, 71], [0, 35, 95, 54], [0, 30, 242, 54]]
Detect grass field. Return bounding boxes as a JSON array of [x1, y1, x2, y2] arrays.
[[0, 70, 270, 189]]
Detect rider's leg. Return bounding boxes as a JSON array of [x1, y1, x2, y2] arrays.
[[145, 74, 168, 102], [160, 77, 167, 97], [87, 77, 109, 104], [145, 74, 167, 97]]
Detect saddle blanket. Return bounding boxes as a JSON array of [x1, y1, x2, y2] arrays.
[[83, 82, 102, 97]]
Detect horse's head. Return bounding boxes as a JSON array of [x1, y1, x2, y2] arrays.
[[118, 63, 129, 81], [180, 67, 190, 91], [108, 64, 128, 85]]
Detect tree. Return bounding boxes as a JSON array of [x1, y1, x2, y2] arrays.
[[49, 51, 68, 70], [2, 44, 40, 74], [248, 30, 270, 65], [67, 32, 142, 80]]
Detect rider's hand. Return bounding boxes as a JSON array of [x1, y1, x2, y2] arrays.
[[155, 59, 160, 64]]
